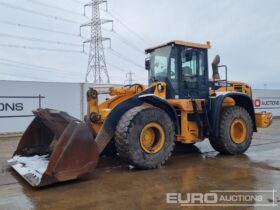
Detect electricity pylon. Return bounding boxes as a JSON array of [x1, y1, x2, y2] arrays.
[[125, 71, 136, 84], [81, 0, 113, 84]]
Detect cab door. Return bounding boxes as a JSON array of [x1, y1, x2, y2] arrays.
[[180, 47, 209, 99]]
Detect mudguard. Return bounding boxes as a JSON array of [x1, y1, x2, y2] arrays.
[[94, 86, 156, 152], [209, 92, 257, 139]]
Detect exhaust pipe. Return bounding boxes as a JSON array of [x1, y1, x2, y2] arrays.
[[212, 55, 221, 80]]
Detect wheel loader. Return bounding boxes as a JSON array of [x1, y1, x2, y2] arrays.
[[8, 40, 272, 187]]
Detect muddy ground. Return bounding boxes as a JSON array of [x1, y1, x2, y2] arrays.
[[0, 120, 280, 210]]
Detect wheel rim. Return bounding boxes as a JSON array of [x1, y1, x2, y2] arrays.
[[140, 122, 165, 154], [230, 118, 247, 144]]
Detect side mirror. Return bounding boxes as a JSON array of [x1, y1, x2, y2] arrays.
[[145, 58, 150, 70], [212, 55, 221, 80]]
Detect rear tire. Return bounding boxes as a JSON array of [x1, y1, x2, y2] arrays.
[[209, 106, 253, 155], [115, 106, 175, 169]]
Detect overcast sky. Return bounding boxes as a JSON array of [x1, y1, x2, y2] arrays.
[[0, 0, 279, 88]]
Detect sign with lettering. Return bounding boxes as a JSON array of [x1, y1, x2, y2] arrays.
[[253, 98, 280, 109], [0, 96, 44, 118]]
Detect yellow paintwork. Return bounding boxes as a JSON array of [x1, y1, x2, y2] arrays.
[[230, 119, 247, 144], [153, 82, 167, 98], [88, 90, 99, 114], [140, 122, 165, 154], [87, 77, 270, 144], [213, 82, 273, 129], [87, 88, 135, 134], [255, 112, 273, 128], [87, 80, 252, 144], [87, 82, 166, 134], [210, 80, 252, 97], [110, 85, 145, 96], [99, 109, 111, 121], [222, 97, 236, 108], [167, 100, 205, 143], [168, 99, 204, 112], [87, 80, 272, 145], [176, 111, 200, 143], [87, 82, 202, 144]]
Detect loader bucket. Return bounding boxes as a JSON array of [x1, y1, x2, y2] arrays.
[[7, 109, 99, 187]]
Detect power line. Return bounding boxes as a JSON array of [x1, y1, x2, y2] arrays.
[[0, 62, 84, 82], [0, 58, 83, 75], [0, 43, 84, 53], [0, 62, 81, 77], [0, 55, 147, 81], [107, 62, 147, 80], [0, 33, 81, 47], [0, 2, 79, 24], [107, 48, 145, 69], [106, 10, 151, 46], [0, 20, 81, 37], [69, 0, 85, 5], [24, 0, 86, 17], [0, 70, 52, 81], [107, 62, 126, 72], [113, 31, 144, 54], [102, 28, 144, 54]]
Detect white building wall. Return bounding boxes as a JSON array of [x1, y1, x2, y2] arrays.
[[0, 80, 81, 134], [0, 79, 279, 134], [252, 89, 280, 117]]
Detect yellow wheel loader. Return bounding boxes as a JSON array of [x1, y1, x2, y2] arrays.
[[8, 40, 272, 187]]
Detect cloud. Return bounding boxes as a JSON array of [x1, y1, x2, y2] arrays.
[[0, 0, 279, 88]]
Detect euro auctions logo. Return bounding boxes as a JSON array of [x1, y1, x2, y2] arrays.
[[166, 190, 278, 207], [254, 99, 261, 108], [254, 98, 280, 109], [167, 192, 218, 204]]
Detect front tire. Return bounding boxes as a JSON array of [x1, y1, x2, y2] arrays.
[[209, 106, 253, 155], [115, 106, 175, 169]]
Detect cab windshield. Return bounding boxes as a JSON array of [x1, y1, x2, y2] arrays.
[[148, 45, 178, 94]]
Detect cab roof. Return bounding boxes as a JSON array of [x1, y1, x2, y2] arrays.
[[145, 40, 211, 53]]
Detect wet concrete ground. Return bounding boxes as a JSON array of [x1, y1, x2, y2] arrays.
[[1, 120, 280, 210]]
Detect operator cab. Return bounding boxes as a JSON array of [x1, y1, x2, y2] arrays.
[[145, 41, 211, 99]]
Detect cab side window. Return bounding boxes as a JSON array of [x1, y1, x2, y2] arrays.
[[153, 55, 168, 77], [181, 48, 197, 77], [198, 50, 206, 76], [169, 49, 179, 95]]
